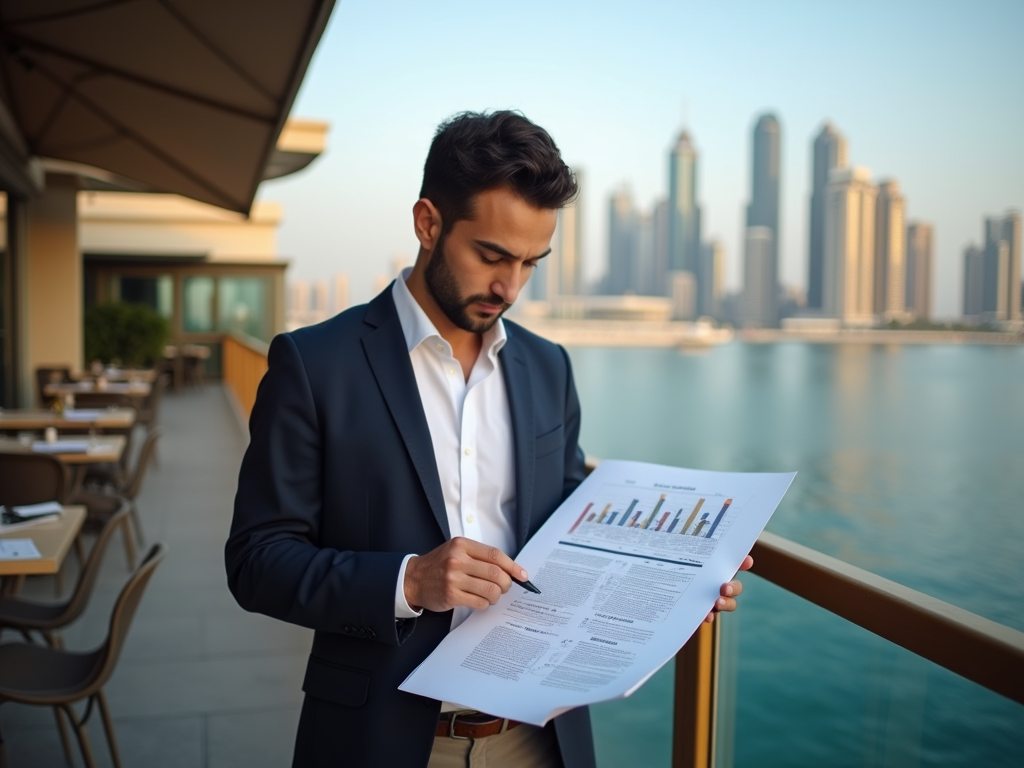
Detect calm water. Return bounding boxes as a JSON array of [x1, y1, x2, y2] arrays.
[[565, 342, 1024, 768]]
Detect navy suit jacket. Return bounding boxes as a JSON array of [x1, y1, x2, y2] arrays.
[[225, 286, 596, 767]]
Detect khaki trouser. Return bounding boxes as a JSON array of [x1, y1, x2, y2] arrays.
[[427, 723, 563, 768]]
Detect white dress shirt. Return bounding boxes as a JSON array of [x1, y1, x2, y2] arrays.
[[390, 269, 517, 639]]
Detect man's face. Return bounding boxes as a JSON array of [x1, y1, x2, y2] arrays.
[[424, 187, 557, 334]]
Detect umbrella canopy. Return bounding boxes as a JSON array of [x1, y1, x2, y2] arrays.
[[0, 0, 335, 213]]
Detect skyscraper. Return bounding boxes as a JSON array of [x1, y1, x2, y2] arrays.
[[607, 185, 637, 295], [874, 180, 906, 317], [963, 245, 985, 318], [740, 227, 774, 327], [652, 199, 670, 294], [532, 167, 584, 300], [823, 167, 877, 324], [982, 211, 1022, 321], [699, 240, 725, 319], [667, 131, 701, 290], [743, 113, 781, 325], [808, 123, 849, 310], [905, 222, 933, 320]]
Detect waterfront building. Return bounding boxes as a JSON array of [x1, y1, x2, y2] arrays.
[[607, 185, 638, 295], [982, 211, 1022, 321], [533, 167, 584, 300], [333, 272, 350, 315], [905, 222, 933, 320], [634, 211, 657, 296], [807, 122, 849, 310], [823, 167, 877, 325], [740, 227, 775, 327], [963, 244, 986, 318], [744, 113, 781, 325], [670, 270, 697, 320], [874, 180, 907, 318], [652, 199, 670, 295], [699, 240, 725, 319], [667, 130, 702, 287]]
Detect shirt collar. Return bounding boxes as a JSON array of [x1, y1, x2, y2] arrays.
[[391, 267, 507, 359]]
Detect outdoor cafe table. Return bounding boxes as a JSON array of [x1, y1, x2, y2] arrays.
[[71, 368, 158, 384], [44, 381, 151, 400], [0, 505, 86, 594], [0, 435, 127, 495], [0, 408, 136, 432]]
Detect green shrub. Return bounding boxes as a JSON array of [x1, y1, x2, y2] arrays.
[[84, 302, 171, 366]]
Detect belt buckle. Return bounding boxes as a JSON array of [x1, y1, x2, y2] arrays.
[[449, 710, 475, 740]]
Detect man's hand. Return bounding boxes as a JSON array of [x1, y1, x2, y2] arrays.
[[703, 554, 754, 624], [404, 537, 528, 613]]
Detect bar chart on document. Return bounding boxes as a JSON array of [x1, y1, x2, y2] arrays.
[[562, 482, 744, 568]]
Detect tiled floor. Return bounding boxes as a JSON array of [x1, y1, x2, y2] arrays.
[[2, 385, 312, 767]]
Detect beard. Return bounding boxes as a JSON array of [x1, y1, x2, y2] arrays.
[[424, 236, 511, 333]]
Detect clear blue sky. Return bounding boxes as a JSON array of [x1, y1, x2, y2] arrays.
[[258, 0, 1024, 318]]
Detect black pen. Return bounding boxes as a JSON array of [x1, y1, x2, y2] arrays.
[[511, 576, 541, 594]]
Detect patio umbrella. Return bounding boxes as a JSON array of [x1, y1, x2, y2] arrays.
[[0, 0, 335, 213]]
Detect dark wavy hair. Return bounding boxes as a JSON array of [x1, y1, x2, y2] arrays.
[[419, 111, 578, 238]]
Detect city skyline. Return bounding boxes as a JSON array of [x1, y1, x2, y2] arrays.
[[259, 0, 1023, 319]]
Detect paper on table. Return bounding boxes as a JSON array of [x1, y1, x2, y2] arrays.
[[0, 539, 42, 560], [62, 409, 103, 421], [12, 501, 63, 517], [399, 460, 796, 726], [32, 440, 90, 453], [0, 502, 63, 532]]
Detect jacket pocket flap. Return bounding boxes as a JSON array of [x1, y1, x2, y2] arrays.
[[302, 656, 371, 708], [535, 424, 565, 459]]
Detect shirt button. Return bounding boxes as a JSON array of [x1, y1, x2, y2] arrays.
[[436, 343, 444, 351], [448, 368, 456, 376], [466, 515, 475, 524], [464, 447, 473, 456]]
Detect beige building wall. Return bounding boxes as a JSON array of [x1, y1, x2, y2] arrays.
[[27, 174, 82, 384], [874, 180, 906, 317], [824, 167, 877, 325], [78, 192, 281, 259]]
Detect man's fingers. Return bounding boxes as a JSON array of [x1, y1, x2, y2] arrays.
[[459, 537, 528, 581], [721, 579, 743, 598], [462, 558, 512, 593], [737, 554, 754, 573]]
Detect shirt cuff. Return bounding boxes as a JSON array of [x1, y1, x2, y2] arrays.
[[395, 553, 424, 619]]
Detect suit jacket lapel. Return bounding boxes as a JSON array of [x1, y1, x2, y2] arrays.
[[362, 288, 450, 540], [500, 328, 535, 551]]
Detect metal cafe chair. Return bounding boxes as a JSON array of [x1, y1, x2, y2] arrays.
[[74, 429, 162, 570], [0, 544, 167, 768], [0, 502, 131, 648]]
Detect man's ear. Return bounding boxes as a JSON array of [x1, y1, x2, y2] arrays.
[[413, 198, 442, 253]]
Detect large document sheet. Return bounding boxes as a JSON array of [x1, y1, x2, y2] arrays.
[[399, 460, 796, 726]]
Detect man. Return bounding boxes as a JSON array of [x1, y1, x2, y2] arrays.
[[226, 111, 750, 767]]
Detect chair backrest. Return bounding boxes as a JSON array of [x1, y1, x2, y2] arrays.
[[47, 502, 133, 629], [125, 428, 161, 501], [35, 366, 71, 405], [0, 453, 68, 506], [145, 373, 169, 424], [86, 543, 167, 695]]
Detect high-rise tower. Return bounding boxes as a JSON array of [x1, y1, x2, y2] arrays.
[[808, 123, 848, 310], [905, 222, 933, 320], [667, 131, 701, 290], [742, 113, 781, 326], [823, 167, 877, 324], [874, 180, 906, 317], [982, 211, 1022, 321], [607, 185, 637, 295]]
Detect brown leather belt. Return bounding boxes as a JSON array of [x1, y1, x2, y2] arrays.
[[436, 711, 522, 739]]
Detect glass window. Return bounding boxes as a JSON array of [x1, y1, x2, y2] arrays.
[[117, 275, 173, 319], [218, 277, 268, 341], [183, 276, 215, 333]]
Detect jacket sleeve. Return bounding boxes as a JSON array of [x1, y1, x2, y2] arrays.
[[224, 333, 414, 647], [559, 344, 588, 502]]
